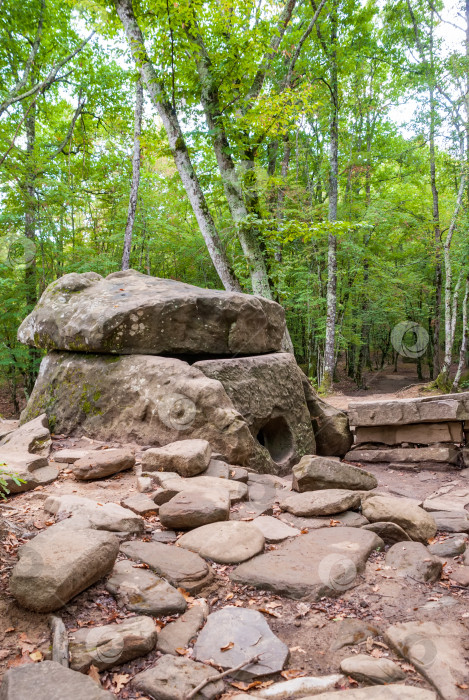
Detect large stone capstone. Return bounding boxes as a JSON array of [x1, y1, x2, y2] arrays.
[[17, 269, 286, 356]]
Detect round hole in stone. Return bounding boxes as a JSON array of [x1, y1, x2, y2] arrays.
[[256, 416, 294, 464]]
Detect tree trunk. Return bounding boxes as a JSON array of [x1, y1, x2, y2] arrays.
[[122, 77, 143, 271], [452, 274, 469, 390], [114, 0, 241, 293], [321, 0, 338, 392]]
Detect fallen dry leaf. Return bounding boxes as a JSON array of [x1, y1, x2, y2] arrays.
[[112, 673, 130, 692], [29, 651, 43, 662], [88, 665, 101, 684], [220, 641, 234, 651], [258, 608, 281, 618], [280, 669, 306, 680]]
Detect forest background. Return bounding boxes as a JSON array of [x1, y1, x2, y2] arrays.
[[1, 0, 469, 416]]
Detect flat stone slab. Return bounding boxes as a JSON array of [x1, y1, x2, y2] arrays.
[[292, 456, 377, 492], [159, 488, 230, 529], [279, 511, 368, 530], [132, 654, 224, 700], [361, 521, 412, 544], [348, 392, 469, 426], [254, 675, 344, 699], [0, 414, 51, 456], [230, 527, 382, 600], [345, 446, 460, 465], [121, 492, 158, 516], [355, 422, 464, 446], [361, 495, 437, 542], [428, 535, 467, 557], [340, 654, 405, 684], [52, 449, 92, 463], [177, 521, 265, 563], [72, 448, 135, 480], [280, 489, 361, 517], [157, 604, 206, 655], [0, 660, 114, 699], [0, 455, 58, 493], [252, 515, 300, 542], [106, 559, 187, 615], [203, 459, 230, 479], [142, 439, 211, 477], [44, 494, 144, 534], [309, 688, 437, 699], [69, 616, 157, 671], [0, 419, 19, 440], [423, 486, 469, 513], [432, 511, 469, 533], [18, 269, 285, 355], [10, 528, 119, 612], [161, 475, 248, 503], [385, 542, 442, 582], [120, 540, 213, 593], [193, 606, 289, 678], [385, 621, 468, 700]]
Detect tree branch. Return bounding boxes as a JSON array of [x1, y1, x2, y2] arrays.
[[284, 0, 327, 88], [185, 655, 260, 700]]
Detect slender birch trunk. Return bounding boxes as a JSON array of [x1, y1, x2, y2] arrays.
[[114, 0, 241, 293], [452, 274, 469, 390], [321, 0, 338, 392], [122, 78, 143, 271]]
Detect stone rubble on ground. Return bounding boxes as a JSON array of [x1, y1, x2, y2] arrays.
[[72, 448, 135, 480]]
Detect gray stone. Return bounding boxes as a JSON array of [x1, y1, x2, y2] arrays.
[[194, 353, 315, 473], [69, 616, 157, 671], [0, 452, 58, 493], [141, 439, 211, 477], [280, 489, 361, 517], [132, 654, 224, 700], [0, 660, 114, 700], [279, 510, 368, 530], [423, 486, 469, 513], [230, 501, 274, 520], [361, 495, 437, 542], [159, 489, 230, 529], [345, 446, 460, 465], [44, 494, 144, 534], [252, 515, 300, 542], [229, 466, 249, 482], [10, 528, 119, 612], [292, 455, 377, 492], [0, 414, 51, 456], [330, 619, 380, 651], [348, 392, 469, 426], [428, 535, 467, 557], [202, 459, 230, 479], [255, 675, 344, 699], [355, 422, 464, 446], [177, 521, 265, 563], [137, 476, 153, 493], [106, 559, 186, 615], [339, 654, 406, 685], [72, 448, 135, 480], [160, 475, 248, 503], [193, 607, 289, 678], [0, 419, 19, 440], [362, 521, 412, 545], [152, 529, 178, 543], [385, 542, 442, 582], [231, 527, 382, 599], [157, 604, 207, 655], [307, 688, 437, 699], [121, 492, 158, 516], [385, 621, 468, 700], [18, 270, 285, 355], [120, 540, 213, 593], [300, 376, 353, 456], [432, 511, 469, 533], [21, 352, 256, 467], [52, 449, 92, 463]]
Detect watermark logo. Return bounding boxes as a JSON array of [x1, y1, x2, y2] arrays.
[[403, 632, 437, 668], [391, 321, 429, 359], [157, 393, 197, 432], [82, 626, 125, 668], [0, 233, 36, 269], [318, 553, 357, 592]]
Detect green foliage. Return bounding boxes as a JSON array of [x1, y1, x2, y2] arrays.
[[0, 463, 25, 499]]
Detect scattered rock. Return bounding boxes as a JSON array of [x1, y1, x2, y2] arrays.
[[279, 511, 368, 530], [340, 654, 406, 684], [106, 559, 186, 614], [0, 452, 58, 493], [18, 270, 285, 355], [0, 414, 51, 456], [231, 527, 382, 599], [72, 449, 135, 480], [69, 616, 157, 671], [142, 439, 211, 477], [52, 449, 92, 463], [361, 521, 412, 544], [157, 604, 207, 655], [280, 489, 361, 517], [229, 466, 249, 482], [160, 475, 248, 503], [159, 489, 230, 529], [193, 606, 289, 678], [252, 515, 300, 542], [361, 495, 437, 542], [0, 419, 19, 440], [432, 511, 469, 533], [137, 475, 153, 493], [308, 687, 437, 699], [0, 660, 114, 699], [254, 675, 344, 699], [120, 540, 213, 593], [10, 528, 119, 612], [330, 619, 380, 651], [385, 620, 468, 700], [177, 521, 265, 563], [385, 542, 442, 582], [447, 565, 469, 586], [44, 494, 144, 534], [423, 486, 469, 513], [202, 459, 230, 479], [132, 654, 224, 700], [152, 530, 178, 543], [292, 456, 377, 492], [428, 535, 467, 558], [121, 492, 158, 516], [230, 501, 274, 520]]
